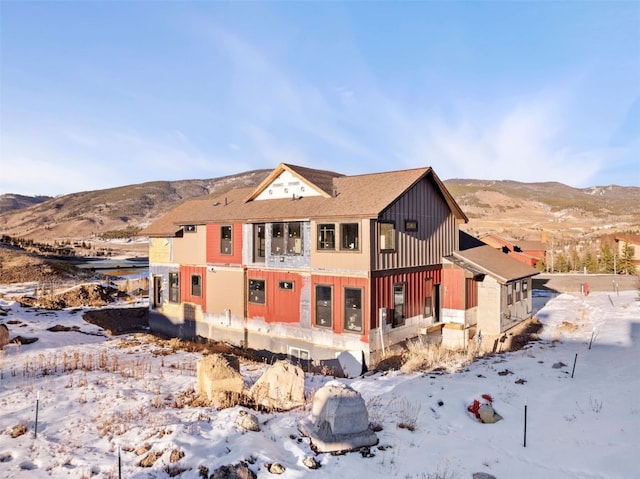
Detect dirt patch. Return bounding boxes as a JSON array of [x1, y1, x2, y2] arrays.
[[0, 246, 93, 284], [82, 307, 149, 335], [16, 284, 128, 310]]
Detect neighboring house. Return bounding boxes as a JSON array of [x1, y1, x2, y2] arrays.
[[481, 233, 546, 268], [441, 232, 539, 351], [140, 163, 535, 369], [614, 234, 640, 274]]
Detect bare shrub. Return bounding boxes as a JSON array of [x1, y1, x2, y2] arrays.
[[396, 398, 421, 431], [401, 339, 471, 374], [9, 423, 27, 438]]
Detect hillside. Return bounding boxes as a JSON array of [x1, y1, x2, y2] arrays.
[[1, 171, 638, 256]]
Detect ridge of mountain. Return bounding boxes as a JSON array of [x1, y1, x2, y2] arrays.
[[1, 172, 638, 250]]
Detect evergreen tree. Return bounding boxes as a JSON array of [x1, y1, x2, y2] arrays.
[[618, 242, 636, 275], [599, 242, 614, 273], [584, 252, 598, 273]]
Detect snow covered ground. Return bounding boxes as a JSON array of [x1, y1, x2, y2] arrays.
[[0, 286, 638, 479]]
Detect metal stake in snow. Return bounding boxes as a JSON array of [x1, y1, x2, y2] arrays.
[[588, 329, 597, 350], [571, 353, 578, 378], [118, 446, 122, 479], [34, 391, 40, 438], [523, 404, 528, 447]]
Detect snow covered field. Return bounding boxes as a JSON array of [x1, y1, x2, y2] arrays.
[[0, 286, 638, 479]]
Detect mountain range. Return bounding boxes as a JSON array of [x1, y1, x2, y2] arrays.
[[1, 170, 638, 252]]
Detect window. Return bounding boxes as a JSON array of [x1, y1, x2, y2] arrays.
[[522, 280, 528, 299], [288, 346, 310, 361], [344, 288, 363, 332], [169, 272, 180, 303], [271, 222, 303, 255], [393, 283, 405, 327], [271, 223, 285, 255], [379, 221, 396, 251], [191, 274, 202, 297], [515, 281, 521, 302], [405, 220, 418, 232], [318, 224, 335, 250], [315, 285, 333, 328], [184, 225, 196, 233], [220, 226, 232, 255], [286, 222, 303, 255], [253, 223, 265, 262], [424, 279, 433, 317], [279, 281, 295, 291], [249, 279, 265, 304], [507, 283, 513, 305], [340, 223, 359, 250]]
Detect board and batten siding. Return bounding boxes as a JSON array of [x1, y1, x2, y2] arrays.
[[374, 178, 458, 271]]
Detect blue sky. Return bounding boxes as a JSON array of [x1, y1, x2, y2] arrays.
[[1, 1, 638, 196]]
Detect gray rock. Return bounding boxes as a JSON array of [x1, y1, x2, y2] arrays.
[[235, 410, 260, 432], [299, 381, 378, 453], [197, 354, 245, 407], [249, 360, 305, 411], [211, 462, 257, 479], [303, 456, 321, 469], [478, 404, 503, 424]]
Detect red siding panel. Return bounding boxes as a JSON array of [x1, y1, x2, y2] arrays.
[[246, 270, 302, 324], [180, 265, 207, 312], [372, 269, 441, 327], [206, 223, 243, 264], [442, 268, 465, 310], [311, 275, 369, 340]]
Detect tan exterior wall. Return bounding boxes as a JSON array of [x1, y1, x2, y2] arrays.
[[205, 266, 245, 321], [310, 219, 371, 272], [173, 227, 207, 265], [149, 238, 172, 263], [477, 276, 502, 336]]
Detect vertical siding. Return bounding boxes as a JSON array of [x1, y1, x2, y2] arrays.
[[206, 223, 243, 264], [372, 268, 440, 327], [180, 265, 207, 311], [375, 177, 458, 271], [311, 274, 369, 339], [246, 270, 303, 324], [441, 267, 465, 310]]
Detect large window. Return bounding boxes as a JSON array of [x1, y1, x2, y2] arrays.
[[220, 225, 232, 255], [393, 283, 405, 327], [271, 222, 303, 255], [286, 222, 303, 255], [344, 288, 363, 332], [169, 272, 180, 303], [507, 283, 513, 306], [379, 221, 396, 251], [515, 281, 521, 302], [271, 223, 285, 255], [249, 279, 266, 304], [315, 285, 333, 328], [191, 274, 202, 297], [318, 224, 335, 250], [340, 223, 359, 250]]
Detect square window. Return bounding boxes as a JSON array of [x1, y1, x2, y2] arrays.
[[340, 223, 359, 250], [249, 279, 266, 304], [318, 224, 336, 250], [405, 220, 418, 232], [279, 281, 295, 291], [184, 225, 196, 233]]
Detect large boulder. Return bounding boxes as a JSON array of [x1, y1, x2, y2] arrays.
[[0, 324, 9, 349], [299, 381, 378, 453], [249, 360, 305, 411], [197, 354, 245, 407]]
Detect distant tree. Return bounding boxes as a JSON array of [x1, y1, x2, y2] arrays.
[[584, 252, 598, 274], [570, 248, 581, 272], [554, 253, 569, 273], [617, 242, 636, 275], [599, 242, 615, 274]]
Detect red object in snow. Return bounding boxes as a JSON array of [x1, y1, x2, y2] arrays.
[[481, 394, 493, 403], [467, 399, 481, 418]]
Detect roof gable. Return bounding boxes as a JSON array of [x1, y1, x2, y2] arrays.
[[245, 163, 343, 201]]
